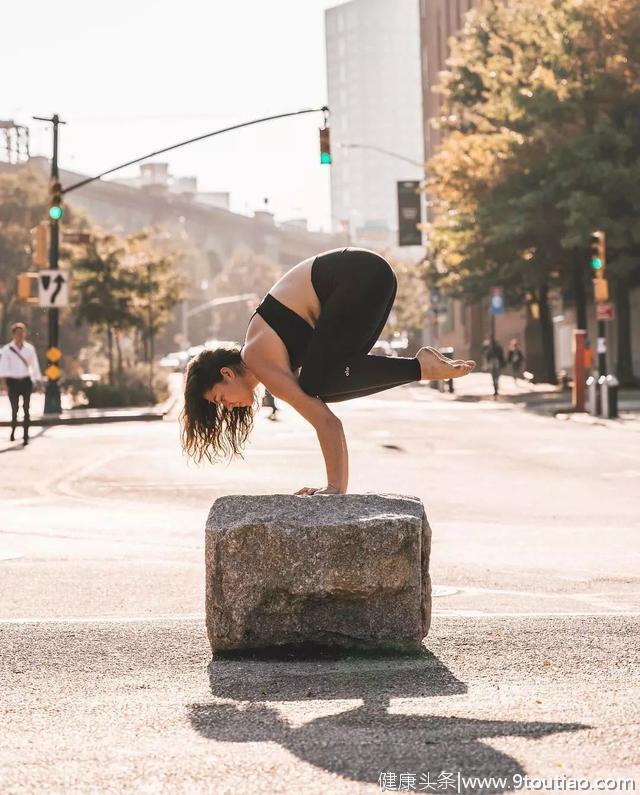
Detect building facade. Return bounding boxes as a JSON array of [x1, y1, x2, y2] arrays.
[[325, 0, 424, 247], [420, 0, 477, 167]]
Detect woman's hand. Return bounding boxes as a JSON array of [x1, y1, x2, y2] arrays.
[[294, 486, 320, 496], [294, 484, 342, 496]]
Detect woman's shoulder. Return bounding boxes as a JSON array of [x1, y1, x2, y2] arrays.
[[242, 325, 291, 372]]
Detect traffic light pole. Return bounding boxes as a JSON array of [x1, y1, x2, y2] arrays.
[[34, 106, 329, 415], [34, 113, 66, 415], [597, 319, 606, 377], [590, 231, 608, 378]]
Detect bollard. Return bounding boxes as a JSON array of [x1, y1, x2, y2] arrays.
[[586, 375, 600, 416], [439, 346, 455, 394], [601, 374, 619, 419], [572, 329, 587, 411]]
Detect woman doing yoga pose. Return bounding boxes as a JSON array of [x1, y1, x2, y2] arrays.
[[181, 248, 475, 495]]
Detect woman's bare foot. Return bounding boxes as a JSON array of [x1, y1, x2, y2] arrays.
[[417, 347, 476, 381]]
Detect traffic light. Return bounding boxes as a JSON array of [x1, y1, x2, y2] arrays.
[[17, 272, 39, 303], [590, 230, 606, 273], [319, 126, 331, 165], [31, 221, 50, 268], [590, 230, 608, 303], [49, 180, 63, 220]]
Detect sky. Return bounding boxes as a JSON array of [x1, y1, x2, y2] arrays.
[[3, 0, 346, 231]]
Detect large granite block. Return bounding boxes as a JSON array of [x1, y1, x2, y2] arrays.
[[205, 494, 432, 653]]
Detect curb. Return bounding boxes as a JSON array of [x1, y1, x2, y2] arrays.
[[0, 397, 177, 427]]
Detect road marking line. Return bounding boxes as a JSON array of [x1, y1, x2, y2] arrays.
[[0, 614, 204, 625], [434, 610, 640, 618], [1, 610, 640, 626]]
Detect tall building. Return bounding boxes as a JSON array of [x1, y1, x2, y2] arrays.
[[325, 0, 424, 246], [419, 0, 478, 167]]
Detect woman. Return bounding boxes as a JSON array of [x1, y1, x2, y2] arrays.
[[506, 338, 525, 383], [181, 248, 475, 495]]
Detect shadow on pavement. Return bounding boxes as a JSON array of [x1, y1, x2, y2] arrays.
[[0, 426, 48, 454], [188, 647, 588, 791]]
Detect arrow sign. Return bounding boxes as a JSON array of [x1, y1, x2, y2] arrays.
[[51, 274, 65, 304], [39, 270, 69, 308]]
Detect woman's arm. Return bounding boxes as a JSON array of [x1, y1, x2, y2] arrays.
[[244, 353, 349, 492]]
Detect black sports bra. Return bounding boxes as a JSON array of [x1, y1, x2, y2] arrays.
[[250, 293, 314, 370], [246, 249, 344, 370]]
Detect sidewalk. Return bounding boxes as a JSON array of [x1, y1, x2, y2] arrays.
[[439, 372, 640, 429], [0, 374, 182, 427]]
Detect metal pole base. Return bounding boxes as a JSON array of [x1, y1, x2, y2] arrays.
[[44, 381, 62, 415]]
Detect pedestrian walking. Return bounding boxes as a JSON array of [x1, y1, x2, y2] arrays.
[[0, 322, 43, 445], [506, 338, 525, 383], [180, 247, 476, 493], [483, 337, 505, 398], [262, 388, 279, 421]]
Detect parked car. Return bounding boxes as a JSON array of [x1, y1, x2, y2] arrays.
[[370, 339, 397, 357], [203, 338, 241, 351], [159, 351, 191, 372]]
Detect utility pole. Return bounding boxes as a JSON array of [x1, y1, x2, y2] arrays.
[[147, 261, 154, 393], [33, 113, 66, 415], [590, 230, 608, 376]]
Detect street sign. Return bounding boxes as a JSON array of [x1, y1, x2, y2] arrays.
[[490, 286, 505, 315], [596, 303, 615, 321], [38, 270, 69, 308], [62, 230, 92, 245], [397, 180, 422, 246]]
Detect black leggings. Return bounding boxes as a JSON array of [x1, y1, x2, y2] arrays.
[[7, 377, 32, 436], [298, 250, 421, 403]]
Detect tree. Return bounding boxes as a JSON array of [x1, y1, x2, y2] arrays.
[[125, 231, 187, 364], [71, 230, 186, 382], [381, 253, 430, 348], [427, 0, 640, 383], [210, 247, 283, 342], [0, 168, 49, 341]]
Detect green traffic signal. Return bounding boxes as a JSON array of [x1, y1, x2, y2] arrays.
[[319, 126, 331, 165], [591, 257, 602, 270], [49, 205, 63, 220]]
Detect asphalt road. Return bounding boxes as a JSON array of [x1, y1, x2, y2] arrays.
[[1, 381, 639, 793]]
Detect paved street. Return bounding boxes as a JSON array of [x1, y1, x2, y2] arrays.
[[1, 382, 639, 793]]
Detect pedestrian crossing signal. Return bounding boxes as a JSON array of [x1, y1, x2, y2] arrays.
[[319, 127, 331, 165], [31, 222, 50, 268], [17, 272, 39, 303]]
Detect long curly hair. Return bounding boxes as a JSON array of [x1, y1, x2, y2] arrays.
[[180, 346, 257, 464]]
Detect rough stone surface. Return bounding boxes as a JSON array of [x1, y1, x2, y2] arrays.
[[205, 493, 432, 653]]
